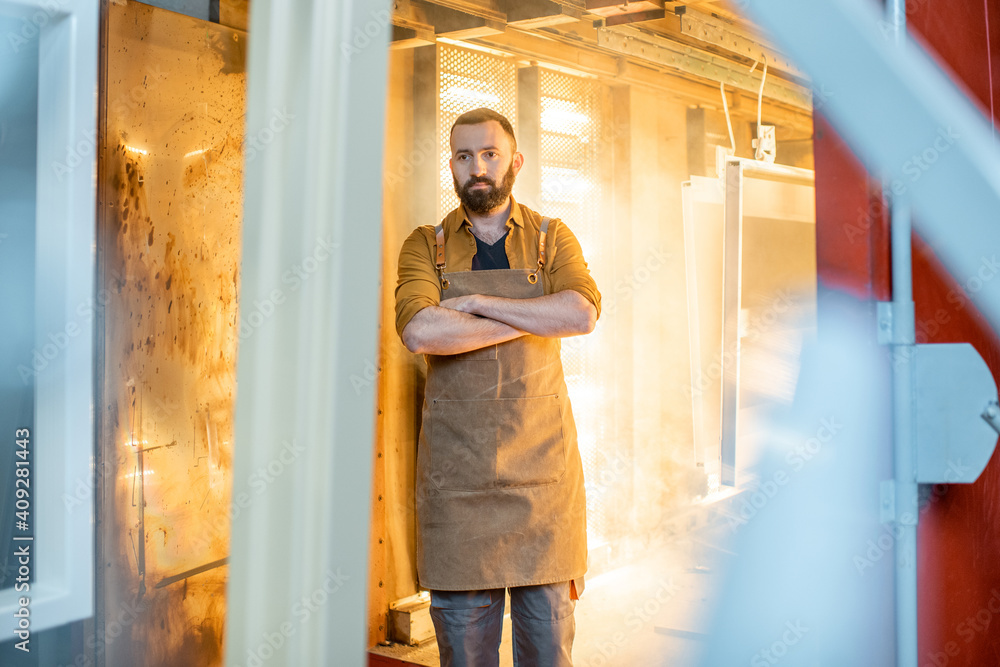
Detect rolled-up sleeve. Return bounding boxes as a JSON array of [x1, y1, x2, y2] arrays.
[[395, 226, 441, 337], [546, 220, 602, 319]]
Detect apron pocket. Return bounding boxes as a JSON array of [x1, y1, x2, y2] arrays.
[[427, 395, 566, 491], [496, 395, 565, 488]]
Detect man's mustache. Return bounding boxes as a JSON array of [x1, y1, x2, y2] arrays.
[[465, 176, 495, 187]]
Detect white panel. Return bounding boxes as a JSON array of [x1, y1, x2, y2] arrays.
[[0, 0, 98, 640], [225, 0, 391, 665]]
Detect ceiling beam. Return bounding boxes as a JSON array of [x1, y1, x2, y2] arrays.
[[505, 0, 582, 29], [416, 1, 506, 39], [473, 27, 812, 132], [418, 0, 506, 23], [675, 7, 804, 78]]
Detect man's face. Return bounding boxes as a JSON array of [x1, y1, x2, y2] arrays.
[[450, 121, 523, 216]]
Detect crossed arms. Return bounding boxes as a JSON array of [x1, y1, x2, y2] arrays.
[[401, 290, 597, 356]]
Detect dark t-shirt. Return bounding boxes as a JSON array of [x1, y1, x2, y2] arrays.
[[470, 230, 511, 271]]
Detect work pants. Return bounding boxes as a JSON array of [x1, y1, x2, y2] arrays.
[[429, 581, 576, 667]]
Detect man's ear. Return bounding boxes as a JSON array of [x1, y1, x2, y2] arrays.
[[512, 151, 524, 174]]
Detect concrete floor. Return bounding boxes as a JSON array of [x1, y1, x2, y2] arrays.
[[370, 492, 740, 667]]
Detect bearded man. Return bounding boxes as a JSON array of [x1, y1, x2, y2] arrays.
[[395, 107, 601, 667]]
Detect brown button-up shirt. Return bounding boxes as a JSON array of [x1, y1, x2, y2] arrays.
[[394, 197, 602, 336]]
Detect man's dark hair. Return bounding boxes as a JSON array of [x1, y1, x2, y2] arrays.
[[450, 108, 517, 153]]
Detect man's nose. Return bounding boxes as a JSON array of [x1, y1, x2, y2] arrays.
[[470, 156, 487, 175]]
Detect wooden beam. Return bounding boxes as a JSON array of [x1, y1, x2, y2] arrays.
[[604, 9, 667, 26], [585, 0, 663, 15], [392, 0, 437, 48], [416, 1, 505, 39], [505, 0, 582, 29], [473, 28, 812, 133], [418, 0, 506, 22]]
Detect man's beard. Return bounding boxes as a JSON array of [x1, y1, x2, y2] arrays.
[[454, 162, 516, 215]]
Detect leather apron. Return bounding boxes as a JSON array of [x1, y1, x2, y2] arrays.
[[415, 218, 588, 591]]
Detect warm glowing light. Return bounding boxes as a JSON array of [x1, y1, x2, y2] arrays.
[[446, 86, 500, 106], [184, 147, 210, 158], [541, 166, 593, 202], [123, 438, 149, 448], [541, 107, 591, 132], [124, 145, 148, 155], [122, 469, 156, 479], [707, 473, 721, 494]]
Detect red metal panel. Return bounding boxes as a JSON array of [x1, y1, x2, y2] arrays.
[[814, 113, 891, 302], [814, 2, 1000, 665], [906, 3, 1000, 666]]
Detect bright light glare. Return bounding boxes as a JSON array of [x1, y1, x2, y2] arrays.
[[541, 105, 591, 133], [446, 86, 500, 106]]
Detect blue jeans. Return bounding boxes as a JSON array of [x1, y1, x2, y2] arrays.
[[429, 581, 576, 667]]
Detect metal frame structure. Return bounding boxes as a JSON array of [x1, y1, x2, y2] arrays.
[[720, 157, 815, 487], [0, 0, 98, 640], [598, 24, 812, 110]]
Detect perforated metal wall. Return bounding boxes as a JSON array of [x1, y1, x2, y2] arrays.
[[538, 70, 614, 548], [437, 45, 517, 220]]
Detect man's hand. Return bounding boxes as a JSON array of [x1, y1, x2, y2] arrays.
[[404, 291, 597, 355], [439, 294, 481, 315], [401, 305, 525, 355], [441, 290, 597, 338]]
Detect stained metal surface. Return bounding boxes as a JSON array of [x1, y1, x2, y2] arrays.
[[98, 2, 246, 664]]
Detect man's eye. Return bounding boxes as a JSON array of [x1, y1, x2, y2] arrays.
[[487, 152, 498, 158]]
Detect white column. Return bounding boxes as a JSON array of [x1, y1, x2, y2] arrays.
[[226, 1, 391, 665]]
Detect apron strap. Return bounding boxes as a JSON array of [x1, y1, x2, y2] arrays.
[[437, 216, 549, 288], [528, 217, 551, 285], [434, 223, 450, 290]]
